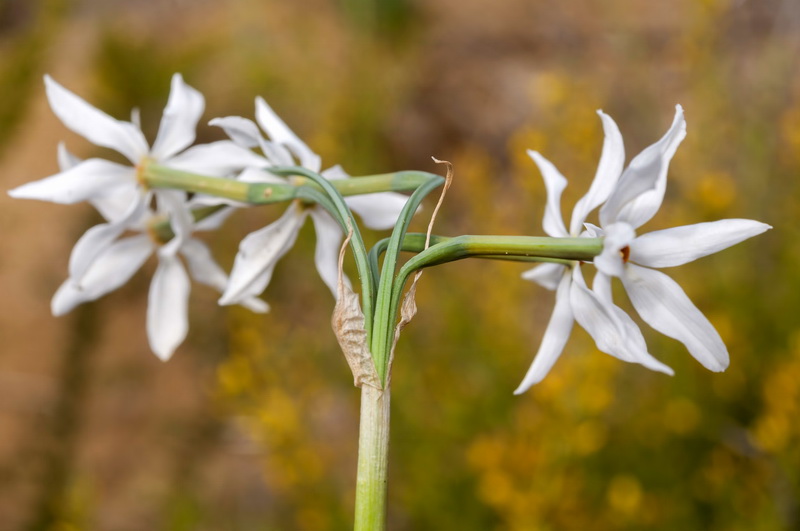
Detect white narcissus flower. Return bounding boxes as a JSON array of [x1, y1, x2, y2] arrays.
[[211, 97, 411, 306], [51, 173, 267, 360], [516, 111, 673, 395], [8, 74, 268, 360], [8, 73, 264, 213], [590, 107, 770, 373]]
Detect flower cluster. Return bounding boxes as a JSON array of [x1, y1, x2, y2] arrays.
[[516, 106, 770, 393], [9, 74, 408, 360]]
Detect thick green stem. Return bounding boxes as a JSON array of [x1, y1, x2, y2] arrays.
[[354, 385, 391, 531]]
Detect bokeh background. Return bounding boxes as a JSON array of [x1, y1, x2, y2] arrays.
[[1, 0, 797, 529]]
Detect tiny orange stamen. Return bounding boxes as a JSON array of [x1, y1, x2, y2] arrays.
[[621, 245, 630, 263]]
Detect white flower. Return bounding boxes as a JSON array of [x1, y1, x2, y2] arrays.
[[8, 75, 268, 360], [590, 106, 771, 373], [52, 172, 267, 360], [516, 111, 672, 395], [211, 97, 411, 306], [8, 73, 263, 213]]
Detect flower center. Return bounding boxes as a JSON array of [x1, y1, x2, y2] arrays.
[[620, 245, 630, 263]]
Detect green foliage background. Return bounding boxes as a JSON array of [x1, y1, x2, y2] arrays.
[[0, 0, 796, 529]]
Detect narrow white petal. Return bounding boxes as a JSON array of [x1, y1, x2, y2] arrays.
[[345, 192, 410, 230], [622, 264, 729, 371], [166, 140, 268, 177], [52, 234, 153, 315], [571, 268, 672, 374], [592, 272, 674, 375], [600, 105, 686, 229], [150, 74, 205, 160], [89, 185, 142, 222], [209, 116, 263, 148], [630, 219, 772, 268], [44, 75, 149, 163], [8, 159, 134, 204], [310, 209, 349, 297], [255, 97, 322, 172], [528, 150, 568, 238], [514, 271, 574, 393], [147, 254, 191, 361], [521, 262, 566, 291], [219, 204, 307, 305], [57, 142, 81, 171], [181, 238, 269, 313], [68, 194, 148, 281], [191, 205, 235, 231], [155, 190, 193, 255], [569, 111, 625, 233], [593, 222, 636, 277]]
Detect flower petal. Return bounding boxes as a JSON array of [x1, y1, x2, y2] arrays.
[[592, 272, 674, 375], [8, 159, 135, 204], [630, 219, 772, 268], [571, 267, 672, 374], [528, 150, 569, 238], [219, 204, 307, 306], [255, 96, 322, 172], [309, 209, 349, 297], [68, 193, 148, 282], [569, 111, 625, 233], [52, 234, 153, 316], [600, 105, 686, 229], [44, 75, 149, 163], [150, 74, 205, 160], [514, 271, 574, 393], [181, 238, 268, 313], [209, 116, 263, 148], [166, 140, 268, 177], [521, 262, 566, 291], [344, 193, 410, 230], [621, 264, 729, 372], [57, 142, 81, 171], [147, 253, 191, 361]]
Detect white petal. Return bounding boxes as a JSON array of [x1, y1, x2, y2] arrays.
[[209, 116, 263, 148], [592, 272, 674, 375], [68, 194, 148, 282], [89, 185, 142, 222], [192, 205, 235, 231], [44, 75, 149, 163], [514, 271, 574, 393], [571, 267, 672, 374], [52, 234, 153, 315], [600, 105, 686, 229], [237, 166, 287, 185], [57, 142, 81, 171], [593, 221, 636, 277], [255, 97, 322, 172], [153, 190, 194, 259], [166, 140, 268, 177], [621, 264, 729, 372], [8, 159, 134, 204], [345, 192, 410, 230], [569, 111, 625, 234], [310, 209, 349, 297], [630, 219, 772, 268], [219, 204, 307, 306], [181, 238, 268, 313], [528, 150, 569, 238], [150, 74, 205, 160], [147, 254, 191, 361], [521, 262, 566, 291]]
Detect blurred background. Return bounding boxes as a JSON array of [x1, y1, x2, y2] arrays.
[[0, 0, 797, 529]]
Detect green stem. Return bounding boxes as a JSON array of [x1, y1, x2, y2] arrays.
[[354, 385, 391, 531], [141, 163, 439, 202]]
